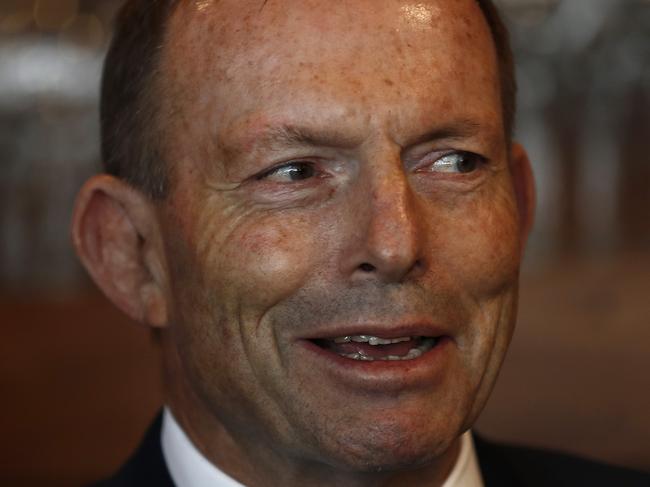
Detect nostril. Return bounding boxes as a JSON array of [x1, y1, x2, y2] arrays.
[[359, 263, 376, 273]]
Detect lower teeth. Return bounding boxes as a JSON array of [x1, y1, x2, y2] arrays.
[[340, 337, 437, 361]]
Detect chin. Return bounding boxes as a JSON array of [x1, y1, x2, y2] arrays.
[[324, 439, 452, 474], [305, 414, 461, 474], [353, 449, 446, 474]]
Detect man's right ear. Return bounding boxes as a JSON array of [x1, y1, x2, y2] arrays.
[[71, 175, 169, 327]]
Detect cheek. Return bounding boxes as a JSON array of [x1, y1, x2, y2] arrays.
[[217, 214, 323, 307], [440, 185, 521, 294], [435, 183, 521, 374]]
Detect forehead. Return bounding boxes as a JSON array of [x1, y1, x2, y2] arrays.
[[170, 0, 488, 55], [161, 0, 501, 148]]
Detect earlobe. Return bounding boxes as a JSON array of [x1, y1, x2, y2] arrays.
[[510, 143, 536, 250], [71, 175, 169, 327]]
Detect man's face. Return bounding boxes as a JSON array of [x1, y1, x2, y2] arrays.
[[157, 0, 524, 473]]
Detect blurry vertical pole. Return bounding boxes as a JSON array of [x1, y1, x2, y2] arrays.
[[545, 82, 585, 254], [577, 0, 650, 252], [618, 76, 650, 249], [578, 98, 621, 251], [540, 0, 619, 254], [575, 0, 625, 252]]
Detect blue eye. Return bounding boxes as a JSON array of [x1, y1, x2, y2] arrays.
[[258, 162, 316, 182], [429, 151, 484, 174]]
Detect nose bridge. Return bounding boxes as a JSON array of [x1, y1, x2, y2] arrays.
[[370, 160, 417, 243], [344, 149, 425, 282]]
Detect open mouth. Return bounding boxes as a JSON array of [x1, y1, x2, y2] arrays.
[[311, 335, 438, 362]]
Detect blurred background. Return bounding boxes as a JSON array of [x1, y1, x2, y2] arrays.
[[0, 0, 648, 485]]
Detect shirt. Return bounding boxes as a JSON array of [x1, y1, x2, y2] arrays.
[[161, 408, 483, 487]]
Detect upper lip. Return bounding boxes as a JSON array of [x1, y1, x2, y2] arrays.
[[299, 320, 451, 341]]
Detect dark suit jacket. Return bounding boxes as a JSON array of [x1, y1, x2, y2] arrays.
[[93, 414, 650, 486]]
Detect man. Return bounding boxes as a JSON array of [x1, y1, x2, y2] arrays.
[[71, 0, 649, 485]]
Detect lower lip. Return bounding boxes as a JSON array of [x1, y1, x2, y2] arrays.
[[297, 337, 454, 392]]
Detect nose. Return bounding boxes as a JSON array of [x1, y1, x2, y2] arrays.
[[340, 156, 426, 284]]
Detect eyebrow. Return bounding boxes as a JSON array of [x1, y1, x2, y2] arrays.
[[238, 118, 486, 155], [403, 119, 483, 148], [257, 124, 362, 150]]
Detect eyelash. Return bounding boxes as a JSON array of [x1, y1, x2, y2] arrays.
[[418, 150, 488, 174], [255, 160, 318, 182]]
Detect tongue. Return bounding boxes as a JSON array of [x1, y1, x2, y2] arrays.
[[327, 338, 419, 358]]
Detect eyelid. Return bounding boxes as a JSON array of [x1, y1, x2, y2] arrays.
[[414, 149, 488, 174], [254, 159, 316, 181], [426, 149, 477, 160]]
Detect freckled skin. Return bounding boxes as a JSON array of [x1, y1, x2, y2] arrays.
[[152, 1, 529, 486]]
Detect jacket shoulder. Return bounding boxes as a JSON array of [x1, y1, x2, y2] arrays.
[[474, 434, 650, 487], [89, 413, 175, 487]]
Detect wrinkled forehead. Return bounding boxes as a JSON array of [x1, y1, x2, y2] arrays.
[[163, 0, 494, 88], [159, 0, 500, 141], [170, 0, 488, 49]]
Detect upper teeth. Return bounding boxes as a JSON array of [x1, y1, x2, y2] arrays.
[[333, 335, 412, 345], [338, 337, 437, 361]]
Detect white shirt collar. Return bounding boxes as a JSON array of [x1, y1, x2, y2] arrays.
[[441, 430, 484, 487], [161, 408, 245, 487], [161, 408, 483, 487]]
